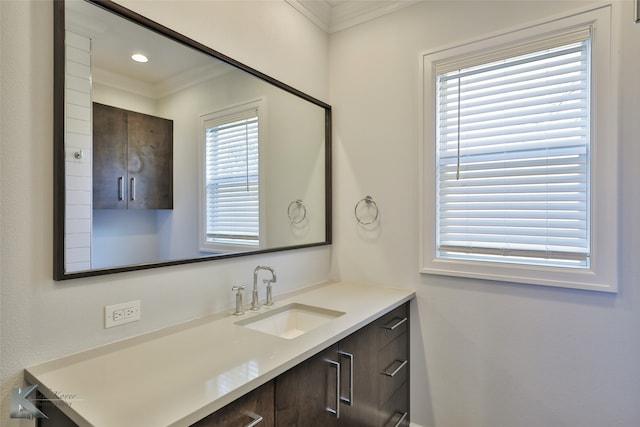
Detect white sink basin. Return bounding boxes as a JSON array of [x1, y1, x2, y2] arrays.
[[235, 303, 345, 339]]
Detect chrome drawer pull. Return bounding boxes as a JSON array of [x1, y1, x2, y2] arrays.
[[325, 359, 341, 418], [244, 411, 263, 427], [382, 316, 407, 331], [338, 351, 354, 406], [390, 411, 408, 427], [382, 359, 408, 377]]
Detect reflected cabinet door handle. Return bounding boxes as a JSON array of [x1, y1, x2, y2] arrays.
[[130, 177, 136, 201], [243, 411, 263, 427], [117, 176, 124, 201]]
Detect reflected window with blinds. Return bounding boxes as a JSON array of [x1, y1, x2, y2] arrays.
[[201, 104, 261, 249], [435, 37, 591, 267]]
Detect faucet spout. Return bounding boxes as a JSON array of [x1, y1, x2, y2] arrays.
[[251, 266, 277, 310]]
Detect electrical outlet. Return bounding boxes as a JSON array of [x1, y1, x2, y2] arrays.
[[105, 300, 141, 328], [113, 309, 124, 322]]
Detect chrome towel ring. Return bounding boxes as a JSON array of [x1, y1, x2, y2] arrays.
[[354, 195, 379, 225], [287, 199, 307, 224]]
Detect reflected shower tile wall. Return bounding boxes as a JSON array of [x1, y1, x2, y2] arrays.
[[64, 30, 92, 273]]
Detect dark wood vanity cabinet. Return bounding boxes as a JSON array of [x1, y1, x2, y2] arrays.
[[93, 103, 173, 210], [376, 303, 410, 427], [273, 302, 410, 427], [195, 302, 410, 427]]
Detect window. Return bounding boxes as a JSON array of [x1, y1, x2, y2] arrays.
[[200, 100, 264, 251], [420, 6, 617, 292], [438, 39, 590, 267]]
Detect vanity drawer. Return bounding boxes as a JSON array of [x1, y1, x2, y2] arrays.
[[376, 303, 408, 349], [378, 332, 408, 405], [380, 383, 408, 427], [192, 380, 274, 427]]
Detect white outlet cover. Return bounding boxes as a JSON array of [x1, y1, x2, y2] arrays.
[[105, 300, 141, 328]]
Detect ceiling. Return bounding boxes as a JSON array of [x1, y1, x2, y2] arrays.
[[67, 0, 233, 98], [285, 0, 420, 33]]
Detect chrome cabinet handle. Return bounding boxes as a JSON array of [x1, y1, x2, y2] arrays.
[[243, 411, 263, 427], [382, 316, 407, 331], [338, 351, 354, 406], [118, 176, 124, 201], [325, 359, 340, 418], [382, 359, 408, 377], [130, 177, 135, 201], [389, 411, 408, 427]]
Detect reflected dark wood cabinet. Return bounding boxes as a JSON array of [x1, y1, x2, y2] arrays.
[[37, 304, 410, 427], [93, 102, 173, 210]]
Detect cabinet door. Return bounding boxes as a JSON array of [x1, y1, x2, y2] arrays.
[[93, 103, 128, 209], [126, 110, 173, 209], [191, 380, 274, 427], [338, 324, 378, 427], [275, 345, 339, 427]]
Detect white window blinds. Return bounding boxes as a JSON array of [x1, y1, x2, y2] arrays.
[[204, 109, 259, 246], [435, 37, 590, 267]]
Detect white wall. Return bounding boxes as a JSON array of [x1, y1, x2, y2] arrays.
[[330, 1, 640, 426], [5, 0, 640, 426], [0, 0, 329, 424]]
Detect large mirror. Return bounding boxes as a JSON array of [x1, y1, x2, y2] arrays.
[[54, 0, 332, 280]]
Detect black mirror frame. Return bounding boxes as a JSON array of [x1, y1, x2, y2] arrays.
[[53, 0, 332, 280]]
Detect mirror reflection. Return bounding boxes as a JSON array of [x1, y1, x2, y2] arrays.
[[56, 0, 331, 279]]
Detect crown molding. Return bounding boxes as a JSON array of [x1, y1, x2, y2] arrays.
[[286, 0, 419, 33], [93, 61, 233, 100], [286, 0, 333, 32]]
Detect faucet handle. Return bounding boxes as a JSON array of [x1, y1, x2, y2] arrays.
[[232, 285, 247, 316], [263, 279, 275, 306]]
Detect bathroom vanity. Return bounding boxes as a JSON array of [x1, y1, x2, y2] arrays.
[[25, 282, 414, 426]]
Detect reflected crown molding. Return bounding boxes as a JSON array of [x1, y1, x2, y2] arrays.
[[286, 0, 420, 33], [93, 61, 233, 100]]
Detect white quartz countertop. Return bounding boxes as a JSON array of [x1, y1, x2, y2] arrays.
[[25, 281, 415, 427]]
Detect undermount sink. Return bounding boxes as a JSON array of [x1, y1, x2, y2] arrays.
[[235, 303, 345, 339]]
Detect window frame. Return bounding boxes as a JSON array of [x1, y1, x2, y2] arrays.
[[199, 99, 267, 253], [419, 5, 618, 292]]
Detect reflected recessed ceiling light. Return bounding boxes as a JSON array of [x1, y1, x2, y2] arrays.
[[131, 53, 149, 63]]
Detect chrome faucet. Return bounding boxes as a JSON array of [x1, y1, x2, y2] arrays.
[[251, 266, 277, 310]]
